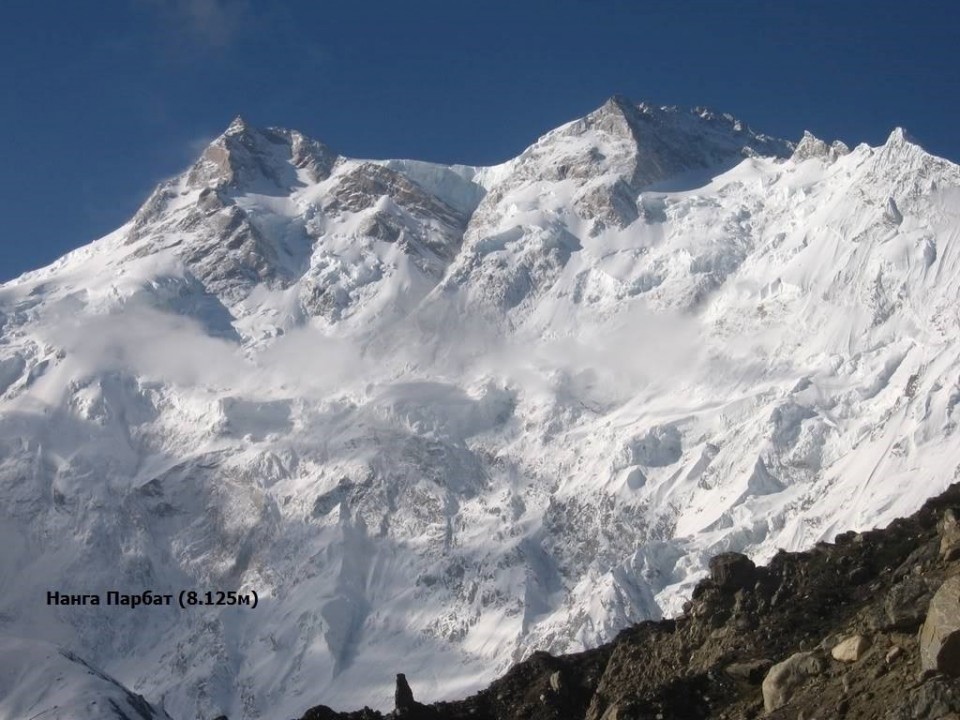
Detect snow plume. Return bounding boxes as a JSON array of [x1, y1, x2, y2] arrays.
[[39, 304, 251, 391], [34, 303, 381, 405], [367, 301, 709, 402]]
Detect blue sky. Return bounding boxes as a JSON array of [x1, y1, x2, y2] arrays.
[[1, 0, 957, 280]]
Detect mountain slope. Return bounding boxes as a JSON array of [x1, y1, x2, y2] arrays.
[[293, 479, 960, 720], [0, 637, 173, 720], [1, 98, 959, 719]]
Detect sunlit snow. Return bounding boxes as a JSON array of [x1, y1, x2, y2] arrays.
[[1, 99, 959, 718]]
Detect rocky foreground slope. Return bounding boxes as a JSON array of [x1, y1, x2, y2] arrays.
[[299, 481, 960, 720]]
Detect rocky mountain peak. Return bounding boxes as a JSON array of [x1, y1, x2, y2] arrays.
[[123, 119, 341, 296], [451, 97, 797, 316], [868, 125, 959, 196], [791, 131, 850, 162], [185, 119, 339, 194], [590, 94, 647, 132], [576, 97, 793, 188], [224, 114, 252, 137], [886, 126, 917, 148], [601, 93, 636, 113]]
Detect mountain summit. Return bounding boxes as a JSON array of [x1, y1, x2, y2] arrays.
[[1, 98, 958, 720]]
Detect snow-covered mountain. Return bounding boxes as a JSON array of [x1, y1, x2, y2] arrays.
[[2, 96, 959, 719]]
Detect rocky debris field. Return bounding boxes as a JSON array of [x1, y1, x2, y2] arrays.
[[295, 481, 960, 720]]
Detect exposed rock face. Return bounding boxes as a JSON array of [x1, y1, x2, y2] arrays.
[[295, 482, 960, 720], [790, 130, 850, 162], [124, 122, 470, 314], [188, 116, 338, 190], [919, 575, 960, 675]]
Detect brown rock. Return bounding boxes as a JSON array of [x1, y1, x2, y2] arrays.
[[762, 651, 828, 712], [920, 575, 960, 675], [831, 635, 872, 663], [941, 508, 960, 561]]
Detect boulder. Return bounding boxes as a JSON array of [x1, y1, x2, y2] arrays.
[[831, 635, 871, 663], [709, 552, 757, 592], [919, 576, 960, 675], [941, 508, 960, 561], [762, 651, 827, 712]]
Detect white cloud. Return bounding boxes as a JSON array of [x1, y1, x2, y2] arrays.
[[146, 0, 251, 49]]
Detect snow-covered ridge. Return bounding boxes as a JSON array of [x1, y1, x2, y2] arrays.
[[2, 97, 959, 720], [0, 637, 173, 720]]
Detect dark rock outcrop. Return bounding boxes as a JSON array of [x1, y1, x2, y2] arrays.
[[395, 673, 417, 715], [708, 552, 757, 592]]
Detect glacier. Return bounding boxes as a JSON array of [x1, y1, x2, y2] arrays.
[[1, 97, 960, 719]]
